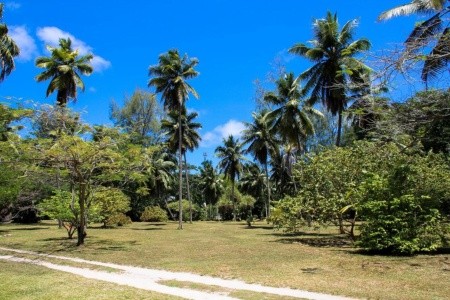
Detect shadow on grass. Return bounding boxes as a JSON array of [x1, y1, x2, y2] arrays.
[[274, 236, 353, 248], [243, 225, 274, 230], [130, 227, 164, 231], [38, 236, 140, 252], [9, 226, 50, 231], [351, 246, 450, 257]]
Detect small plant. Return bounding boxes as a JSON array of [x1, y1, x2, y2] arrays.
[[140, 206, 169, 222]]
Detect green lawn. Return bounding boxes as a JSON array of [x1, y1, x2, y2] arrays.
[[1, 221, 449, 300]]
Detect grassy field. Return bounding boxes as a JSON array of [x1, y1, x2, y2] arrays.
[[1, 221, 449, 300]]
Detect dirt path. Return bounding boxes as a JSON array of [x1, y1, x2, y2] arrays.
[[0, 247, 357, 300]]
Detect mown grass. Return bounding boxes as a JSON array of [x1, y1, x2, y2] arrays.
[[1, 221, 449, 300], [0, 260, 180, 300]]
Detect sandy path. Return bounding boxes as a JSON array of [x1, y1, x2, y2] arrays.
[[0, 247, 358, 300]]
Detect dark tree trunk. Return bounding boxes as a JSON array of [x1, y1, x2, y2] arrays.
[[231, 180, 236, 221], [77, 182, 87, 246], [265, 163, 271, 219]]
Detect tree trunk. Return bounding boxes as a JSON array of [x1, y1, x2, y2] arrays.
[[231, 180, 236, 222], [178, 107, 183, 230], [336, 107, 343, 147], [77, 182, 87, 246], [265, 163, 271, 219], [184, 152, 193, 223]]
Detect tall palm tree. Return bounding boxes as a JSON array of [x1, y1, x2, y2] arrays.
[[161, 108, 202, 222], [199, 160, 223, 219], [242, 109, 278, 218], [215, 135, 245, 221], [378, 0, 450, 84], [264, 73, 322, 151], [289, 12, 371, 146], [148, 49, 199, 229], [35, 38, 93, 106], [0, 3, 19, 82]]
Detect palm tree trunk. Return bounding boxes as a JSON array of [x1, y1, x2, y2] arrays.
[[184, 152, 193, 223], [231, 180, 236, 222], [336, 107, 343, 147], [178, 107, 183, 230], [265, 163, 271, 219]]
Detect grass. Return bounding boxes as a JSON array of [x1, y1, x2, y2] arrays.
[[1, 221, 449, 300], [0, 260, 181, 300]]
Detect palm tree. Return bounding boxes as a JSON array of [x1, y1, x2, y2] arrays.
[[242, 109, 278, 218], [0, 3, 19, 82], [215, 135, 245, 221], [239, 163, 266, 217], [35, 38, 93, 106], [289, 12, 371, 146], [148, 49, 199, 229], [378, 0, 450, 84], [264, 73, 322, 151], [199, 160, 223, 219], [161, 108, 202, 223]]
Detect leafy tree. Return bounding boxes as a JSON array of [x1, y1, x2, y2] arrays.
[[0, 104, 32, 141], [217, 181, 256, 221], [215, 135, 246, 221], [242, 109, 277, 218], [239, 163, 266, 218], [378, 0, 450, 84], [161, 108, 201, 222], [148, 49, 199, 229], [0, 3, 19, 82], [35, 38, 93, 106], [289, 12, 371, 146], [110, 89, 162, 146], [38, 190, 81, 238]]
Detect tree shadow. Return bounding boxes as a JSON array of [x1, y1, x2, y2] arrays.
[[243, 225, 274, 230], [273, 236, 353, 248], [9, 226, 50, 231], [130, 227, 164, 231]]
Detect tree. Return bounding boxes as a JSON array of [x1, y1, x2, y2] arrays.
[[110, 89, 162, 146], [264, 73, 322, 151], [0, 3, 19, 82], [242, 109, 277, 218], [35, 38, 93, 106], [161, 108, 201, 222], [91, 187, 131, 227], [378, 0, 450, 84], [198, 160, 223, 219], [239, 163, 266, 218], [148, 49, 199, 229], [289, 12, 371, 146], [215, 135, 246, 221]]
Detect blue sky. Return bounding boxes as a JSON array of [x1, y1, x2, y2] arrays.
[[1, 1, 424, 166]]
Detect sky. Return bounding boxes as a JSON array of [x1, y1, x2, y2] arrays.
[[0, 0, 425, 166]]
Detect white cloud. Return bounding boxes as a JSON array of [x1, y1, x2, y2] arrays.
[[201, 119, 245, 148], [36, 26, 111, 72], [9, 26, 37, 61]]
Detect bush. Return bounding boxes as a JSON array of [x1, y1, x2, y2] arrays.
[[140, 206, 168, 222], [106, 213, 132, 227], [167, 200, 201, 221]]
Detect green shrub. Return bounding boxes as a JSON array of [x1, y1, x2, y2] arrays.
[[106, 213, 132, 227], [167, 200, 201, 221], [140, 206, 168, 222]]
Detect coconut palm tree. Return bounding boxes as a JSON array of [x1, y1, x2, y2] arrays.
[[35, 38, 93, 106], [242, 109, 278, 218], [148, 49, 199, 229], [161, 108, 202, 222], [199, 160, 223, 219], [264, 73, 322, 151], [378, 0, 450, 84], [0, 3, 19, 82], [289, 12, 371, 146], [215, 135, 245, 221]]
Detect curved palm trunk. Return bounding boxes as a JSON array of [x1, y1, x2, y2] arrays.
[[77, 182, 87, 246], [178, 107, 183, 230], [264, 163, 271, 219], [184, 152, 193, 223]]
